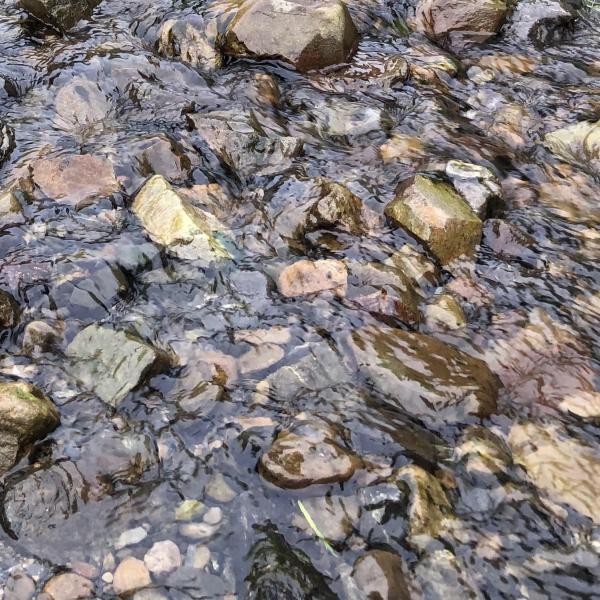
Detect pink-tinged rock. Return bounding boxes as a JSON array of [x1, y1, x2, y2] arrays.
[[277, 259, 347, 298]]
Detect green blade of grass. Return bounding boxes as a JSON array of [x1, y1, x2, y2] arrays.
[[297, 500, 339, 557]]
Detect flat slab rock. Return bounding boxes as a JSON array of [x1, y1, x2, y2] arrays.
[[346, 325, 500, 426], [277, 259, 347, 298], [66, 324, 159, 406], [385, 174, 482, 265], [224, 0, 359, 72]]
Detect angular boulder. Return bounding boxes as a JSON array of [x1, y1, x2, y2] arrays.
[[158, 14, 223, 71], [0, 190, 25, 228], [187, 110, 302, 179], [506, 0, 575, 47], [347, 325, 500, 425], [415, 0, 508, 45], [66, 325, 159, 406], [352, 551, 412, 600], [31, 154, 120, 208], [224, 0, 359, 72], [18, 0, 102, 31], [445, 160, 504, 218], [385, 175, 482, 265], [132, 175, 235, 263], [0, 381, 60, 475]]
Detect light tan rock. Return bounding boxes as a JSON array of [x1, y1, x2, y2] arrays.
[[43, 573, 94, 600], [113, 557, 151, 596], [277, 259, 347, 298]]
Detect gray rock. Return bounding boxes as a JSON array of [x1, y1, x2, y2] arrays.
[[4, 572, 36, 600], [133, 135, 192, 184], [132, 175, 235, 264], [0, 119, 15, 166], [158, 14, 223, 71], [224, 0, 359, 72], [18, 0, 102, 31], [414, 550, 480, 599], [187, 110, 303, 179], [506, 0, 575, 47], [66, 324, 159, 406], [54, 78, 111, 129], [347, 325, 500, 426], [385, 174, 482, 265], [115, 527, 148, 550], [0, 381, 60, 476], [445, 160, 504, 218]]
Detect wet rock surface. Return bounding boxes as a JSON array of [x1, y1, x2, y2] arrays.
[[224, 0, 359, 72], [0, 0, 599, 597]]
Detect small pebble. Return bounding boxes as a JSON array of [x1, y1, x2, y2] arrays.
[[188, 545, 210, 569], [203, 507, 223, 525], [205, 473, 236, 503], [115, 526, 148, 550], [179, 522, 218, 540], [102, 572, 113, 584]]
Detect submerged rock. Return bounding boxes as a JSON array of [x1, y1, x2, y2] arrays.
[[0, 120, 15, 167], [260, 424, 362, 488], [18, 0, 102, 31], [425, 293, 466, 330], [0, 289, 20, 329], [144, 540, 182, 576], [506, 0, 575, 47], [43, 573, 94, 600], [224, 0, 359, 72], [385, 175, 482, 265], [132, 175, 234, 263], [277, 259, 348, 298], [297, 496, 359, 542], [113, 557, 151, 596], [510, 422, 600, 524], [415, 0, 508, 45], [414, 550, 479, 598], [348, 326, 500, 425], [544, 120, 600, 170], [31, 154, 120, 208], [352, 550, 412, 600], [133, 135, 192, 184], [54, 78, 111, 129], [445, 160, 503, 218], [0, 190, 25, 228], [246, 528, 337, 599], [0, 381, 60, 475], [158, 14, 223, 71], [22, 320, 63, 356], [66, 324, 159, 406], [187, 111, 302, 179]]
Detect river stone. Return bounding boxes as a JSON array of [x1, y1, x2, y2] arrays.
[[0, 381, 60, 476], [260, 428, 362, 488], [158, 14, 222, 71], [298, 496, 359, 542], [347, 325, 500, 425], [395, 464, 452, 541], [246, 529, 337, 599], [43, 573, 94, 600], [0, 190, 25, 228], [18, 0, 102, 30], [509, 422, 600, 523], [415, 0, 508, 45], [134, 136, 192, 184], [4, 572, 36, 600], [113, 557, 151, 596], [506, 0, 575, 47], [385, 175, 482, 265], [224, 0, 359, 73], [277, 259, 347, 298], [352, 550, 411, 600], [31, 154, 119, 208], [0, 119, 15, 166], [55, 78, 111, 128], [187, 111, 302, 179], [66, 325, 159, 406], [132, 175, 234, 263], [544, 120, 600, 168], [414, 550, 479, 598], [425, 294, 466, 330], [144, 540, 182, 576], [445, 160, 503, 218], [0, 289, 20, 329]]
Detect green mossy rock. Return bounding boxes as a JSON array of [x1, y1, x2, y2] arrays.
[[385, 175, 482, 265]]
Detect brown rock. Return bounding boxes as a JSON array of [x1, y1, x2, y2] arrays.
[[112, 557, 151, 596], [277, 259, 347, 298], [224, 0, 359, 72], [415, 0, 508, 45], [43, 573, 94, 600], [32, 154, 119, 208], [260, 429, 362, 488], [352, 550, 412, 600]]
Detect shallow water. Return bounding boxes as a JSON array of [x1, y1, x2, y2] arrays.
[[1, 0, 600, 597]]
